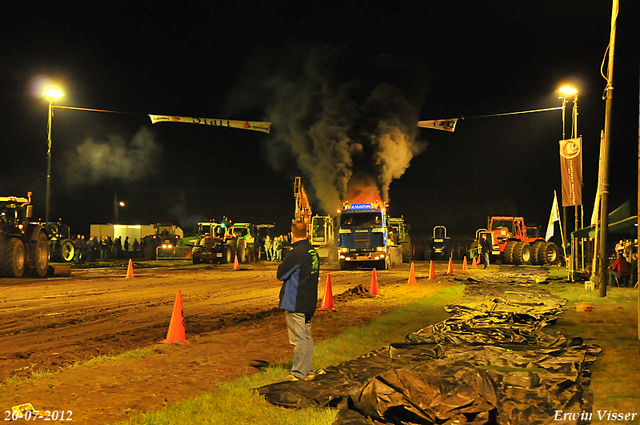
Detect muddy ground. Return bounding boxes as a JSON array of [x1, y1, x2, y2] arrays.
[[0, 260, 547, 424]]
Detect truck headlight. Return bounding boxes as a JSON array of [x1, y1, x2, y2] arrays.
[[338, 247, 349, 253], [376, 246, 385, 251]]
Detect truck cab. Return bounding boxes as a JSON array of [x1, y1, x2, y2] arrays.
[[338, 201, 391, 270]]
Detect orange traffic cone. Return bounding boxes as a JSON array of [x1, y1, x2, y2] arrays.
[[319, 274, 335, 310], [160, 290, 189, 344], [233, 255, 240, 270], [429, 260, 436, 279], [370, 268, 379, 296], [447, 256, 454, 274], [471, 256, 478, 269], [407, 262, 417, 286], [125, 258, 134, 278], [462, 256, 468, 271]]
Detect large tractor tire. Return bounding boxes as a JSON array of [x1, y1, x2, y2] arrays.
[[222, 246, 233, 264], [513, 241, 531, 265], [32, 231, 49, 277], [540, 242, 560, 265], [0, 238, 26, 278], [400, 242, 412, 263], [60, 239, 75, 263], [502, 241, 517, 264], [236, 239, 247, 263], [530, 241, 544, 265]]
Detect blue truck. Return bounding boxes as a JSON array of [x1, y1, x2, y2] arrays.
[[337, 201, 401, 270]]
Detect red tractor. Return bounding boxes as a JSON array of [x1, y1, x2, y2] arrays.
[[478, 216, 561, 265]]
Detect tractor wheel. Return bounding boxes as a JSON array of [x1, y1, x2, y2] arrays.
[[530, 241, 544, 265], [513, 241, 531, 265], [401, 242, 412, 263], [32, 231, 49, 277], [502, 241, 517, 264], [236, 239, 246, 263], [192, 255, 201, 264], [223, 246, 233, 264], [0, 238, 26, 278], [61, 239, 75, 262], [540, 242, 560, 265]]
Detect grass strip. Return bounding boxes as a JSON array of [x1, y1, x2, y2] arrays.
[[545, 268, 640, 420], [114, 284, 465, 425]]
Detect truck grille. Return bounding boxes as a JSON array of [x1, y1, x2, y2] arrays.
[[354, 233, 370, 249]]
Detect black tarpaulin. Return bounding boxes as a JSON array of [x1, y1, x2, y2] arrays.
[[257, 279, 600, 424]]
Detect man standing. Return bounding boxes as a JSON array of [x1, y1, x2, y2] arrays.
[[277, 221, 320, 381], [480, 234, 491, 269], [264, 235, 273, 261]]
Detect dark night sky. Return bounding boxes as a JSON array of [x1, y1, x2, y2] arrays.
[[0, 0, 637, 239]]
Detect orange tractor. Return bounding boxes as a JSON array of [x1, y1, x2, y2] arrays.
[[475, 216, 561, 265]]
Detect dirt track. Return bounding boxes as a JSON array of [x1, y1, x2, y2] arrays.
[[0, 259, 464, 424]]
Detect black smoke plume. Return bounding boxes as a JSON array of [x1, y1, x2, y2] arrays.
[[227, 43, 428, 213]]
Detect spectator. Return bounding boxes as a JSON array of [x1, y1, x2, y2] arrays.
[[275, 236, 284, 262], [264, 236, 273, 261], [277, 221, 320, 381], [610, 252, 631, 287]]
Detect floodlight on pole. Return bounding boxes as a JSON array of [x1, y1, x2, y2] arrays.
[[44, 87, 65, 226]]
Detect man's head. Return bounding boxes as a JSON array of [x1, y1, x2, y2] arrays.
[[291, 221, 307, 241]]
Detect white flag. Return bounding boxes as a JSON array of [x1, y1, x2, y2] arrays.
[[417, 118, 458, 132], [148, 115, 271, 134], [546, 192, 561, 241]]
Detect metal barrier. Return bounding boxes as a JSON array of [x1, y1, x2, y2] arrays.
[[156, 245, 192, 260]]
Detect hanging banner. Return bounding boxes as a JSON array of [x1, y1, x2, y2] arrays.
[[417, 119, 458, 132], [148, 115, 271, 134], [559, 137, 583, 206]]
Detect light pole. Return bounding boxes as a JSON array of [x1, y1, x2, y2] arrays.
[[44, 88, 65, 226], [558, 86, 580, 277], [114, 194, 125, 222]]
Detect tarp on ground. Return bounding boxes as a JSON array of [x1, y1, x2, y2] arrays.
[[257, 279, 600, 424]]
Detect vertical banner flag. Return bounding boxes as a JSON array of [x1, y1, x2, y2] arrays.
[[546, 192, 561, 241], [559, 137, 583, 206], [417, 119, 458, 132], [148, 115, 271, 134]]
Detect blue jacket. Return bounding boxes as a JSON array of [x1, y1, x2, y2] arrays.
[[277, 239, 320, 319]]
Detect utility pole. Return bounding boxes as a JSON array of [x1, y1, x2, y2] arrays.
[[598, 0, 618, 298]]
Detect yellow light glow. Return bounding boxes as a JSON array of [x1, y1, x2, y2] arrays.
[[558, 86, 577, 95], [45, 88, 65, 99], [119, 202, 125, 207]]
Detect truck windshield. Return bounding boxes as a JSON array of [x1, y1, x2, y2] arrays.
[[340, 212, 382, 228]]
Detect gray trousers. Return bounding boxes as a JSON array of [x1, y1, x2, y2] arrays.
[[285, 311, 313, 379]]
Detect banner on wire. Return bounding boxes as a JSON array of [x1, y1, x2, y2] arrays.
[[149, 115, 271, 134], [417, 119, 458, 132], [559, 137, 583, 207]]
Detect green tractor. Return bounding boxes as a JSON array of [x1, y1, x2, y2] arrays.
[[388, 217, 412, 263], [45, 221, 76, 263], [0, 193, 49, 277]]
